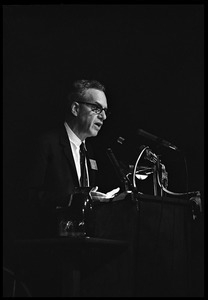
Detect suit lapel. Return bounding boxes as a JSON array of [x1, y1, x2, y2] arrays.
[[59, 126, 98, 187], [59, 127, 79, 186]]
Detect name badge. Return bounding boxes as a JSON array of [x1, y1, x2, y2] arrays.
[[89, 159, 98, 170]]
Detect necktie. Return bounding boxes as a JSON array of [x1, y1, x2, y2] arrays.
[[80, 143, 88, 187]]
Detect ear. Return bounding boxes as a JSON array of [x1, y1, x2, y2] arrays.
[[71, 102, 80, 117]]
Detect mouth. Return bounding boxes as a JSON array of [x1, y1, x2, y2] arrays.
[[94, 122, 103, 130]]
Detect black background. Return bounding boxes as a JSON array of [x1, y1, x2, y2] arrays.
[[3, 4, 204, 295]]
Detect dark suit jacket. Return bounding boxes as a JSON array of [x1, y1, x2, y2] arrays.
[[28, 125, 98, 237]]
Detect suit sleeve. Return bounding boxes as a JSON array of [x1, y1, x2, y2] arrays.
[[28, 135, 70, 210]]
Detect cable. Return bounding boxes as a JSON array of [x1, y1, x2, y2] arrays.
[[156, 170, 199, 197], [3, 266, 32, 297], [132, 146, 149, 189]]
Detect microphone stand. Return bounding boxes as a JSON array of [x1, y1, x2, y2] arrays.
[[153, 156, 165, 197], [153, 164, 158, 196]]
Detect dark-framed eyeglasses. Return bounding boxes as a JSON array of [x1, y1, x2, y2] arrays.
[[77, 101, 111, 117]]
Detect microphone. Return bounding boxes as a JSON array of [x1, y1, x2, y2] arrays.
[[106, 148, 127, 184], [138, 129, 179, 151], [138, 145, 158, 164], [143, 147, 158, 164]]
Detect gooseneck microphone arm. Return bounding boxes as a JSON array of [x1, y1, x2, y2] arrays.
[[138, 129, 179, 151], [106, 148, 129, 191]]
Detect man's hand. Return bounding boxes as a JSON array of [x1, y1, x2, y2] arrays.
[[89, 186, 120, 202]]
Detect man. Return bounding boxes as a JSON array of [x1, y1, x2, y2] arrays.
[[21, 80, 132, 297], [28, 79, 119, 237]]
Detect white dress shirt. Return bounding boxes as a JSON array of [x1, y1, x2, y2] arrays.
[[64, 122, 89, 186]]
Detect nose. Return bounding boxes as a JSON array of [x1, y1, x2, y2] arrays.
[[98, 110, 107, 120]]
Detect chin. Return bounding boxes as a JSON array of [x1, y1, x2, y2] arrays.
[[92, 132, 98, 137], [90, 129, 99, 137]]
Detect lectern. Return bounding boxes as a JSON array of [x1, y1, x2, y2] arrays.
[[11, 191, 195, 297]]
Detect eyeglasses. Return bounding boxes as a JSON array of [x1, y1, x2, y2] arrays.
[[77, 101, 111, 117]]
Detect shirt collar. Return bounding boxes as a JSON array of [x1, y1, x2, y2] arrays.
[[64, 122, 86, 149]]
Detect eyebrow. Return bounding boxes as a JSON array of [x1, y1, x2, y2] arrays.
[[93, 101, 107, 109]]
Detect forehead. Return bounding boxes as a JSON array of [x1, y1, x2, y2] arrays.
[[84, 88, 107, 107]]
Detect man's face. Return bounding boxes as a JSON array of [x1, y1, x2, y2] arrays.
[[75, 88, 108, 140]]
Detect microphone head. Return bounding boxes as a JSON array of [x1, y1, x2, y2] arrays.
[[117, 136, 125, 145]]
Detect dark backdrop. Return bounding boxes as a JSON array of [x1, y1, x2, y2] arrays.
[[3, 4, 204, 296]]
